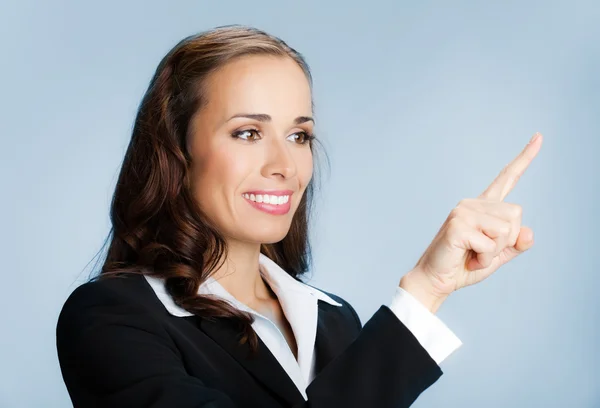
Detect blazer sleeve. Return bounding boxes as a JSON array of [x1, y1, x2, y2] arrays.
[[301, 294, 442, 408], [57, 282, 442, 408]]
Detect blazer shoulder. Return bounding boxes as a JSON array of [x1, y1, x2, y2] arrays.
[[56, 273, 176, 362], [57, 273, 163, 328]]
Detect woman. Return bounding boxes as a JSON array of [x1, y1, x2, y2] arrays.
[[56, 24, 542, 408]]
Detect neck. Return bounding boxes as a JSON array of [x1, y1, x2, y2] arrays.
[[208, 240, 274, 305]]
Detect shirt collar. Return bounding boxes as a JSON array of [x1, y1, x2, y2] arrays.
[[256, 253, 341, 307], [144, 252, 342, 318]]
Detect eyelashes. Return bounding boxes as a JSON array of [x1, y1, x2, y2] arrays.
[[230, 128, 315, 145]]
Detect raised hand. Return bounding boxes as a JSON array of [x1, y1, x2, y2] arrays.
[[401, 133, 543, 309]]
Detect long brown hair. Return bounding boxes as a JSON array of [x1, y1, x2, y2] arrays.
[[90, 24, 327, 355]]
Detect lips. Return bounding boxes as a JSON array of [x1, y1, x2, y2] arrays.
[[242, 194, 292, 215]]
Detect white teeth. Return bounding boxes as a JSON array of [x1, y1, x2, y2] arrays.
[[243, 193, 290, 205]]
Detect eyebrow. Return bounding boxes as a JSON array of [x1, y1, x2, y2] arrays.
[[226, 113, 315, 125]]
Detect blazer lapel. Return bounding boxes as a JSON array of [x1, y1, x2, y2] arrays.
[[312, 299, 357, 378], [198, 315, 306, 407]]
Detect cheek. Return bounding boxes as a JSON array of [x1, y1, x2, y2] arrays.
[[193, 146, 251, 207], [298, 150, 314, 187]]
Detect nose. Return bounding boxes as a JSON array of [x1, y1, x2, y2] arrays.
[[261, 136, 297, 180]]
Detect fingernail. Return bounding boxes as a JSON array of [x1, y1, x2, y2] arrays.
[[529, 132, 541, 144]]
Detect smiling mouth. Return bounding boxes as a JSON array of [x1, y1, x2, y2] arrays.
[[242, 193, 290, 205], [242, 193, 292, 215]]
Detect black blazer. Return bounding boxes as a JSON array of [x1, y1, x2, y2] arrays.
[[56, 273, 443, 407]]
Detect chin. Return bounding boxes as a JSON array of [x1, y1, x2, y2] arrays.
[[239, 224, 291, 245], [260, 236, 288, 245]]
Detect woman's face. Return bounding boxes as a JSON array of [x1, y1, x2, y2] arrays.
[[187, 55, 314, 245]]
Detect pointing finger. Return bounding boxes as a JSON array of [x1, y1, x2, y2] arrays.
[[479, 132, 543, 201]]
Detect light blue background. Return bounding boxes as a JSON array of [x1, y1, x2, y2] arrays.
[[2, 1, 598, 407]]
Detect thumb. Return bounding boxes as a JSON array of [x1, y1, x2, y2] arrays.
[[514, 226, 535, 252], [501, 226, 535, 263]]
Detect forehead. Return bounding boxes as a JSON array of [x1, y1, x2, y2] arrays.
[[200, 55, 313, 129]]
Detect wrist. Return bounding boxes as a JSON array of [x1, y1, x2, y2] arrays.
[[399, 270, 449, 314]]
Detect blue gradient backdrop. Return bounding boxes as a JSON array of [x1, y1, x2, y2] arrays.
[[1, 1, 598, 406]]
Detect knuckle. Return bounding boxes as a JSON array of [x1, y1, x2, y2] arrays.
[[460, 198, 479, 210], [454, 200, 465, 212], [449, 207, 461, 220], [500, 221, 512, 236], [447, 216, 463, 231], [508, 232, 518, 247], [510, 203, 523, 219]]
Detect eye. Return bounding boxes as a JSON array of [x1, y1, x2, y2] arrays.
[[231, 129, 261, 143], [231, 129, 316, 145], [287, 131, 316, 145]]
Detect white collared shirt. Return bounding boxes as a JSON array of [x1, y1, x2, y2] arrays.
[[144, 253, 462, 401]]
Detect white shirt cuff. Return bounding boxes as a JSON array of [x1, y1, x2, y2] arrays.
[[388, 286, 463, 365]]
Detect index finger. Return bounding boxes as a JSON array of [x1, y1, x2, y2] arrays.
[[479, 132, 543, 201]]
